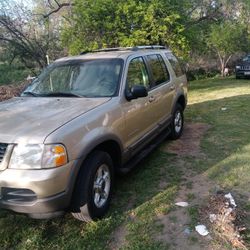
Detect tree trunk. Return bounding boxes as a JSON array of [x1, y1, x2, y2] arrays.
[[217, 51, 233, 77], [221, 60, 225, 77], [217, 52, 225, 77]]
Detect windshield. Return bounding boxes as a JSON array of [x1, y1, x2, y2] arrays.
[[22, 59, 123, 97], [242, 55, 250, 62]]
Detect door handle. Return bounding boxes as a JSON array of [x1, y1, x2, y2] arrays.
[[149, 96, 155, 103], [170, 85, 175, 90]]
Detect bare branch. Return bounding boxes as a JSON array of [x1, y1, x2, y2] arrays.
[[185, 12, 220, 29], [43, 2, 73, 18], [54, 0, 60, 7], [47, 0, 55, 9], [225, 54, 232, 66]]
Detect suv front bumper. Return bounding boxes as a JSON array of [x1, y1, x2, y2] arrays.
[[0, 161, 77, 218], [236, 68, 250, 78]]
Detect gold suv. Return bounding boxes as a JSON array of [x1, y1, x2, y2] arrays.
[[0, 46, 187, 221]]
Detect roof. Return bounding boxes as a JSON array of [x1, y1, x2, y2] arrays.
[[55, 46, 172, 63]]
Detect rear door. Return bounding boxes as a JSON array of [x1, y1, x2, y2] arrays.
[[145, 53, 175, 125]]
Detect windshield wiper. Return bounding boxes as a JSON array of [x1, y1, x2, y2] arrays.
[[40, 92, 82, 97], [22, 91, 40, 97]]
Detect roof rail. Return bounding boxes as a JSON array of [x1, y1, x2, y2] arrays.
[[80, 45, 167, 54], [131, 45, 167, 51], [80, 47, 132, 54], [94, 47, 133, 52]]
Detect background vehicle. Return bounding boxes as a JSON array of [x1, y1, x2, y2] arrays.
[[0, 46, 187, 221], [235, 55, 250, 79]]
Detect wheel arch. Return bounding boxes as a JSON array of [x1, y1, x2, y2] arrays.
[[69, 137, 122, 210], [176, 94, 186, 111], [74, 135, 123, 178]]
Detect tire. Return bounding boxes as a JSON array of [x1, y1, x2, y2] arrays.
[[71, 150, 114, 222], [169, 104, 184, 140]]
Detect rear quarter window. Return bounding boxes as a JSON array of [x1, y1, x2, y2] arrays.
[[165, 53, 183, 77]]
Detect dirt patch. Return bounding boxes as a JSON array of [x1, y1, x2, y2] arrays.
[[200, 193, 249, 249], [109, 223, 127, 250], [0, 82, 28, 102], [157, 173, 222, 250], [163, 123, 211, 157], [157, 122, 227, 249], [157, 122, 249, 249]]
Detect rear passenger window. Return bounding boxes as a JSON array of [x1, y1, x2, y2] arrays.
[[146, 54, 170, 86], [165, 53, 183, 77]]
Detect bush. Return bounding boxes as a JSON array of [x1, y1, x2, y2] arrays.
[[187, 68, 220, 81], [0, 63, 31, 85]]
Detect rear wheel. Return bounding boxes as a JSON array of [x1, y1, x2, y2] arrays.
[[169, 104, 184, 140], [71, 151, 114, 222]]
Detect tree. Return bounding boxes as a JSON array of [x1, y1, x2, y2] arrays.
[[61, 0, 226, 58], [61, 0, 192, 56], [0, 0, 67, 70], [207, 21, 249, 76]]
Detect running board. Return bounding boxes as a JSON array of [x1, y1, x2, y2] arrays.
[[119, 127, 171, 174]]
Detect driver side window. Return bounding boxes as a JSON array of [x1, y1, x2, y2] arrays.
[[127, 57, 150, 89]]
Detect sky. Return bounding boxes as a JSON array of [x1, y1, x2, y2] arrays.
[[15, 0, 33, 8]]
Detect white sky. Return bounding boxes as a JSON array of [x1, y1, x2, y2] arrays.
[[15, 0, 33, 8]]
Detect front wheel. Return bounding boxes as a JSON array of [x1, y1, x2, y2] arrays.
[[169, 104, 184, 140], [71, 151, 114, 222]]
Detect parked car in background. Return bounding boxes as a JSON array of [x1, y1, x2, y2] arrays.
[[235, 55, 250, 79], [0, 46, 187, 222]]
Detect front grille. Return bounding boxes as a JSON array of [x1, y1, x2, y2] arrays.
[[241, 65, 250, 70], [0, 143, 8, 163]]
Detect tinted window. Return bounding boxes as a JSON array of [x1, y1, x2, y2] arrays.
[[127, 57, 150, 89], [242, 55, 250, 62], [165, 53, 183, 77], [146, 54, 170, 86]]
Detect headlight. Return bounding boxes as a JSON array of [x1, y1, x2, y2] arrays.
[[236, 66, 241, 69], [42, 144, 68, 168], [8, 144, 68, 169]]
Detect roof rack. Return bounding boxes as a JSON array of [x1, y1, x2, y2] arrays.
[[80, 47, 132, 54], [131, 45, 167, 51], [80, 45, 167, 55]]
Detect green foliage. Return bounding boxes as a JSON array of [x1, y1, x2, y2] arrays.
[[206, 20, 250, 75], [62, 0, 189, 57], [208, 21, 249, 58], [0, 63, 30, 85]]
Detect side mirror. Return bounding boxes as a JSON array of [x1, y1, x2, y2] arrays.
[[126, 85, 148, 101]]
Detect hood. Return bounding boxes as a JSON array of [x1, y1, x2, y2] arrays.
[[237, 60, 250, 66], [0, 97, 110, 144]]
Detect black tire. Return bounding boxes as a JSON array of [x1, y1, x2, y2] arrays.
[[169, 104, 184, 140], [71, 150, 114, 222]]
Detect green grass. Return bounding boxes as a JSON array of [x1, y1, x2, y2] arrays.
[[187, 77, 250, 247], [187, 206, 199, 229], [187, 77, 250, 195], [0, 76, 250, 249]]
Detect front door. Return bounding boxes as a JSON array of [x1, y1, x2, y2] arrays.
[[122, 56, 156, 151]]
